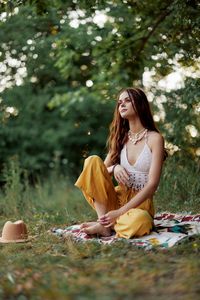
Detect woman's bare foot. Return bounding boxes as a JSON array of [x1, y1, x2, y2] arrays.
[[81, 223, 112, 237], [80, 221, 97, 229]]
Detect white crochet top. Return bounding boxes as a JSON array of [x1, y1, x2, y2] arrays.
[[120, 134, 152, 191]]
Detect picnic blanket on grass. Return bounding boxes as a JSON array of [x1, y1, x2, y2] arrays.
[[51, 213, 200, 250]]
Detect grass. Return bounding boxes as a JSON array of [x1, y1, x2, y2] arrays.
[[0, 158, 200, 300]]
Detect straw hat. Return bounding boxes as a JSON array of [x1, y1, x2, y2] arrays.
[[0, 220, 30, 243]]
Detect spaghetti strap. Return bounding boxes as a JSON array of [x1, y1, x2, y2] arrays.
[[145, 130, 148, 143]]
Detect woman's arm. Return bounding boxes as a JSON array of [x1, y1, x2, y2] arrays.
[[119, 132, 164, 215], [104, 153, 130, 185], [104, 153, 115, 174]]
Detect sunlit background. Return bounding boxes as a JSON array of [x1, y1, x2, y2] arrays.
[[0, 0, 199, 177]]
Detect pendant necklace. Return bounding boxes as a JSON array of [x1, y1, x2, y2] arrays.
[[128, 128, 147, 145]]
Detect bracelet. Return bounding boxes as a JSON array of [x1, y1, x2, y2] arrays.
[[112, 163, 119, 174]]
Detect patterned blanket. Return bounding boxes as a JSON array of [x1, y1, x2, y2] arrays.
[[51, 213, 200, 250]]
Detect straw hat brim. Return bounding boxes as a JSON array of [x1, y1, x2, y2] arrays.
[[0, 236, 32, 243]]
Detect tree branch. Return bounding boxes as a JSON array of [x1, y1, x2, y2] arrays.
[[134, 5, 172, 60]]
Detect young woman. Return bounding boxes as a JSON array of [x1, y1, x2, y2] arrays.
[[75, 87, 165, 239]]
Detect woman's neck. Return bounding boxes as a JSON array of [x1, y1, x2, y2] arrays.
[[129, 119, 145, 134]]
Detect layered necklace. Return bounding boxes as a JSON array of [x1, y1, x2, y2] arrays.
[[128, 128, 147, 145]]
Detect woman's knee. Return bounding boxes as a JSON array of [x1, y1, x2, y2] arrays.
[[130, 209, 152, 224], [129, 209, 152, 230], [85, 155, 101, 163], [115, 209, 153, 238], [84, 155, 102, 168]]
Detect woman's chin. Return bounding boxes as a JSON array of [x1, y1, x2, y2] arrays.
[[120, 114, 131, 120], [120, 113, 128, 119], [120, 112, 136, 120]]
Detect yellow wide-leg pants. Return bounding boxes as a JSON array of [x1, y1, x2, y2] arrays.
[[75, 155, 154, 239]]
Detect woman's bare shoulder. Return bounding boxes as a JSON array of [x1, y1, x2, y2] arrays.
[[148, 131, 164, 148]]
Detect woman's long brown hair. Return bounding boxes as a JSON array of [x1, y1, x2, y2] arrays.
[[107, 87, 166, 164]]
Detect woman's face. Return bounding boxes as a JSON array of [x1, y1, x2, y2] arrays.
[[118, 91, 136, 119]]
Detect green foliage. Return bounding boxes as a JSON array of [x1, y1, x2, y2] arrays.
[[0, 0, 199, 178], [158, 78, 200, 158], [0, 158, 95, 222], [0, 84, 114, 177], [155, 154, 200, 213], [1, 156, 27, 216], [0, 85, 65, 176]]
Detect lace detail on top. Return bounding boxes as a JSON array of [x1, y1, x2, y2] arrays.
[[120, 141, 152, 191]]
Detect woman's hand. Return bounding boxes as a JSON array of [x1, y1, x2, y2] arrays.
[[114, 164, 130, 186], [98, 210, 121, 227]]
